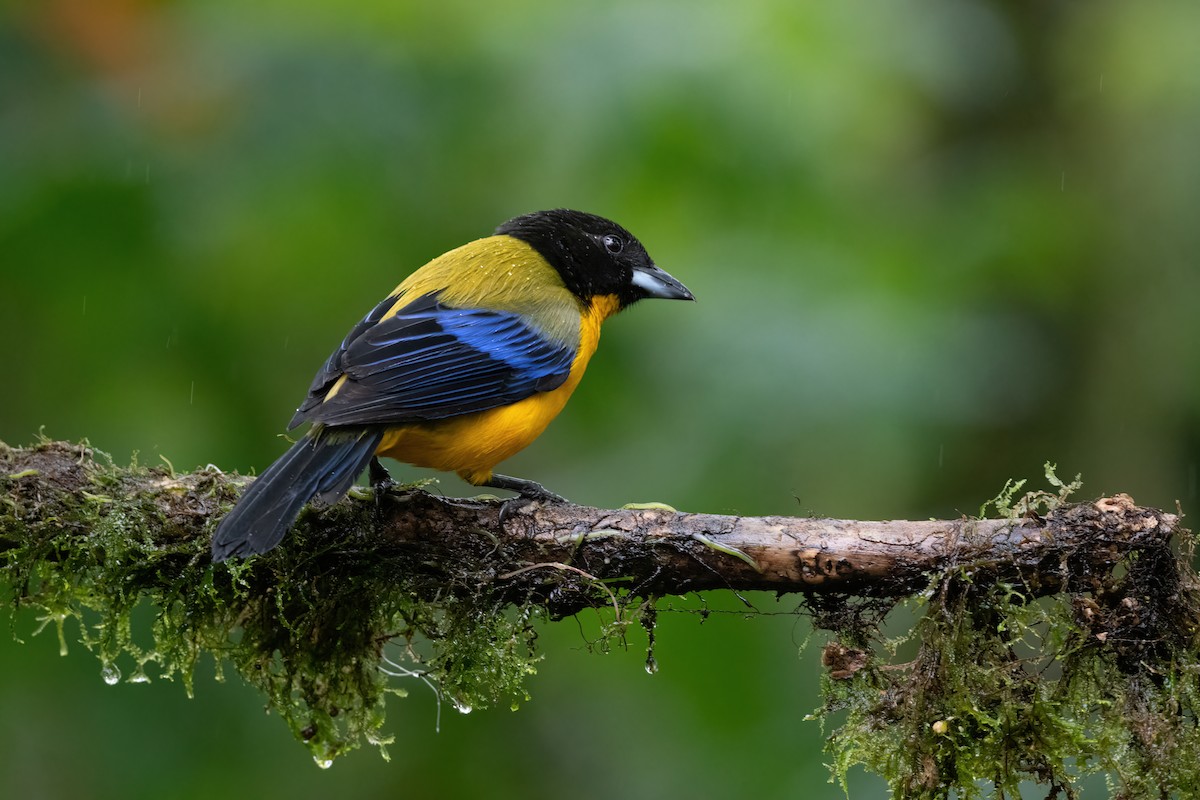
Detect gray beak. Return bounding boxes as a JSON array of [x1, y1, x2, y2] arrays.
[[631, 264, 695, 301]]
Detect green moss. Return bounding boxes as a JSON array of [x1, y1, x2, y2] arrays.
[[6, 441, 1200, 793], [815, 469, 1200, 799], [0, 439, 544, 765]]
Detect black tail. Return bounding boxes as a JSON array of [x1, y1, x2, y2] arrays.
[[211, 427, 384, 562]]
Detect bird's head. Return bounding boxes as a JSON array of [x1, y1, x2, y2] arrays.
[[495, 209, 694, 311]]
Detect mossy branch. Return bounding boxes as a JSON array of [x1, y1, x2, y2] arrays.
[[3, 439, 1199, 798]]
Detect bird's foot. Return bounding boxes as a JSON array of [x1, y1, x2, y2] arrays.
[[483, 473, 566, 504], [369, 457, 398, 499], [483, 474, 566, 531]]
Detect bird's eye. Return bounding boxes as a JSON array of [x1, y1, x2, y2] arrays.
[[602, 234, 624, 254]]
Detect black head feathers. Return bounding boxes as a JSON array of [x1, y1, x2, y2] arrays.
[[496, 209, 693, 307]]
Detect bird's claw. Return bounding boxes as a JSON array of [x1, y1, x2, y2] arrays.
[[369, 457, 397, 499], [518, 482, 566, 504], [483, 473, 566, 504]]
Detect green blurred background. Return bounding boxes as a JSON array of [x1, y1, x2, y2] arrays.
[[2, 0, 1198, 797]]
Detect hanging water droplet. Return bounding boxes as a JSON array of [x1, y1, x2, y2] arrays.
[[645, 656, 659, 675], [313, 757, 333, 769], [129, 670, 150, 684], [453, 699, 473, 715], [101, 664, 121, 685]]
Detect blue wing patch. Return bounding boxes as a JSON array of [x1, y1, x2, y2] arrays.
[[291, 292, 577, 428]]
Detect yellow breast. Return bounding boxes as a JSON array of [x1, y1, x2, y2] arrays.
[[375, 294, 620, 484]]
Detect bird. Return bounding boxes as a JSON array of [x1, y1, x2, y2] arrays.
[[210, 209, 694, 562]]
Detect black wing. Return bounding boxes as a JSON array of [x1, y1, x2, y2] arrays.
[[290, 292, 576, 428]]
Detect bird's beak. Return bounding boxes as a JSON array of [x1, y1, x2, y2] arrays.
[[631, 264, 695, 301]]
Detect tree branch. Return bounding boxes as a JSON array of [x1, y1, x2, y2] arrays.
[[0, 440, 1178, 603], [4, 439, 1198, 797]]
